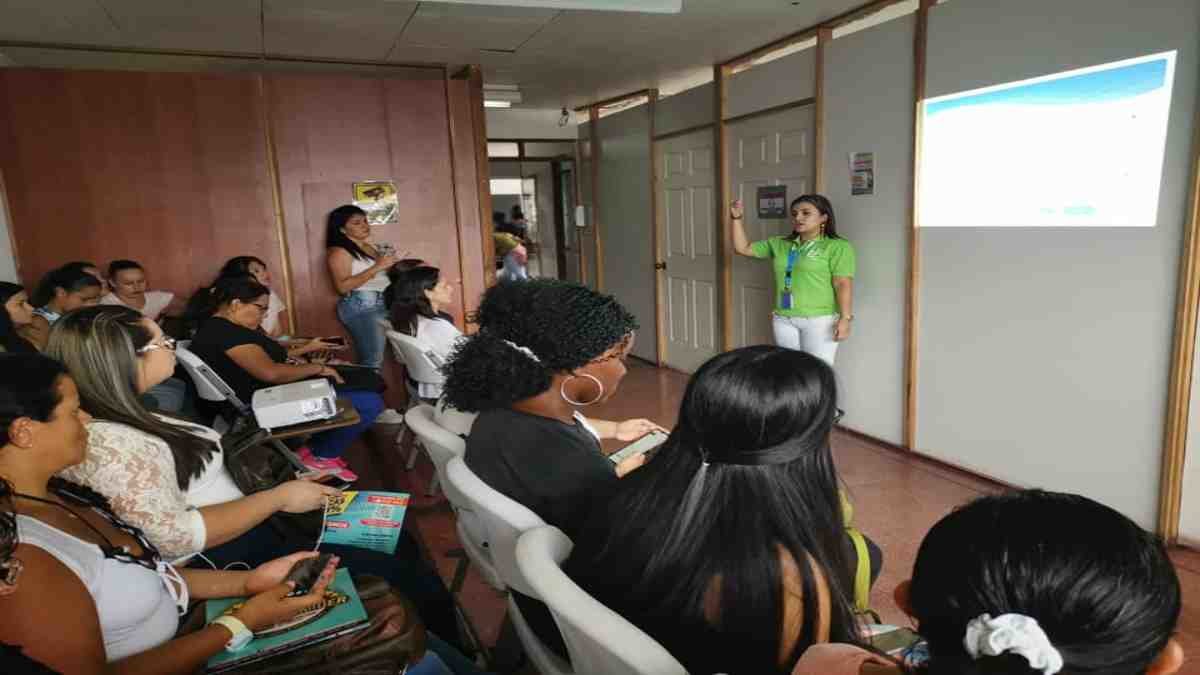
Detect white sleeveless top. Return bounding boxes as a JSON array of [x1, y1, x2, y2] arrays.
[[16, 515, 180, 661], [349, 255, 389, 293]]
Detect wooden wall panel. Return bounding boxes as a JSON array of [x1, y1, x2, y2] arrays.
[[446, 77, 487, 325], [265, 71, 463, 339], [0, 69, 278, 296]]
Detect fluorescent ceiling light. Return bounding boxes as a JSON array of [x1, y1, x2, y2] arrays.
[[419, 0, 681, 13], [483, 84, 522, 106], [484, 100, 513, 108]]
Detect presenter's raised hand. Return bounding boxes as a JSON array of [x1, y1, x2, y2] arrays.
[[730, 199, 745, 220]]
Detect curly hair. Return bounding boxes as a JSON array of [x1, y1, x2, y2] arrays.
[[441, 279, 638, 412]]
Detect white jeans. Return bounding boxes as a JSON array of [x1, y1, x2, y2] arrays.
[[772, 314, 840, 366]]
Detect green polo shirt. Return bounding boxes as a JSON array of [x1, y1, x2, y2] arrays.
[[749, 235, 856, 317]]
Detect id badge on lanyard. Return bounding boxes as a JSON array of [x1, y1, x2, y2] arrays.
[[780, 240, 813, 310]]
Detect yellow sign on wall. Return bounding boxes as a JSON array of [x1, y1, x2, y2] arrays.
[[352, 180, 399, 225]]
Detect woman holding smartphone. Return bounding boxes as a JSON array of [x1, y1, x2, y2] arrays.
[[325, 205, 405, 423], [731, 195, 855, 366]]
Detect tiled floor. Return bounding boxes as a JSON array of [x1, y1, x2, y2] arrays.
[[347, 360, 1200, 673]]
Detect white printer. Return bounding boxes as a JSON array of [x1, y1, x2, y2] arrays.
[[252, 379, 338, 429]]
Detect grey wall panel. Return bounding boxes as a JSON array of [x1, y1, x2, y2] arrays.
[[917, 0, 1200, 527]]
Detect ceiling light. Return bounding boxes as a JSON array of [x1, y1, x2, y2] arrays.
[[419, 0, 681, 13], [484, 100, 513, 108], [483, 84, 522, 107]]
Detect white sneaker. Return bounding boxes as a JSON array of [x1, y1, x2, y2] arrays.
[[375, 408, 406, 425]]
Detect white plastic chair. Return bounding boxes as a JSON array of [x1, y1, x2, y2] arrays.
[[516, 526, 688, 675], [404, 404, 464, 496], [443, 457, 569, 675], [175, 346, 307, 472], [383, 328, 446, 468]]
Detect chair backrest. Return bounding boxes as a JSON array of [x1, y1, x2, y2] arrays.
[[516, 526, 688, 675], [405, 404, 465, 477], [443, 456, 544, 596], [175, 347, 249, 412], [384, 329, 445, 385]]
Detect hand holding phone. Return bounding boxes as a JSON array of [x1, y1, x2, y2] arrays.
[[283, 552, 336, 597], [608, 430, 669, 465]]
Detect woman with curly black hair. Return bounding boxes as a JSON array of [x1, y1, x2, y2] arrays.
[[442, 278, 664, 532]]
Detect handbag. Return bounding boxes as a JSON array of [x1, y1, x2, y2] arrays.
[[331, 365, 387, 393], [191, 575, 426, 674], [220, 426, 322, 541]]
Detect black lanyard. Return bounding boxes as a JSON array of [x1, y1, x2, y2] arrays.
[[14, 489, 164, 572]]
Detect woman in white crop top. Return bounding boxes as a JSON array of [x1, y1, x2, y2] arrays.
[[0, 353, 339, 672], [325, 204, 401, 371], [44, 306, 340, 561], [386, 264, 463, 400]]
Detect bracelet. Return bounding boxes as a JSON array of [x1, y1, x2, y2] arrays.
[[839, 314, 854, 321]]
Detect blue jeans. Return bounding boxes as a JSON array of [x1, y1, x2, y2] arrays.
[[337, 291, 388, 369], [309, 388, 384, 459]]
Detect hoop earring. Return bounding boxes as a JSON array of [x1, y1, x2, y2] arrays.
[[561, 373, 604, 406]]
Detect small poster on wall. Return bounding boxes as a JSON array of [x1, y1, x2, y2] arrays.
[[756, 185, 788, 218], [352, 181, 399, 225], [850, 152, 875, 196]]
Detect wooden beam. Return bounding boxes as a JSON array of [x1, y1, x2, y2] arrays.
[[576, 139, 588, 284], [257, 74, 298, 335], [715, 64, 733, 351], [573, 88, 653, 114], [1159, 101, 1200, 541], [648, 90, 666, 367], [721, 0, 912, 71], [904, 0, 935, 450], [813, 27, 831, 194], [0, 39, 445, 71], [589, 105, 603, 290], [457, 66, 496, 288]]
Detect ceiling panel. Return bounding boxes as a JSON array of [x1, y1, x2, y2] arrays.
[[97, 0, 260, 52], [264, 0, 419, 60], [0, 0, 122, 45], [398, 4, 557, 52]]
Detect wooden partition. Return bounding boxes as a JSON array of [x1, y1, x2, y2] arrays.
[[0, 65, 488, 346], [0, 69, 279, 296]]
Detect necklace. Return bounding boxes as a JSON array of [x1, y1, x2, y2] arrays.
[[13, 489, 163, 571]]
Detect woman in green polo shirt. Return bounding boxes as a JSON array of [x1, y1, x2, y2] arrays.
[[731, 194, 855, 365]]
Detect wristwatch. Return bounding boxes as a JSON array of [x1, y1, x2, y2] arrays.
[[212, 615, 254, 652]]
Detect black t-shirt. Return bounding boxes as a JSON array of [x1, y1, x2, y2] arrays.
[[190, 317, 288, 404], [464, 407, 617, 533]]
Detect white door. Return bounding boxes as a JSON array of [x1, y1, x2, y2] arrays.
[[728, 106, 815, 348], [656, 129, 719, 373]]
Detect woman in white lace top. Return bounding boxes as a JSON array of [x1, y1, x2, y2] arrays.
[[44, 306, 339, 560]]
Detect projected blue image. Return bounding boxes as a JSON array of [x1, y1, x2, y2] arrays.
[[920, 51, 1176, 227]]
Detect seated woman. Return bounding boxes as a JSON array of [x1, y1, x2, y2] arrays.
[[100, 259, 185, 321], [44, 306, 469, 662], [795, 490, 1184, 675], [59, 260, 107, 293], [21, 266, 103, 350], [441, 278, 663, 533], [0, 283, 37, 354], [560, 346, 876, 675], [217, 256, 288, 337], [0, 353, 340, 671], [187, 276, 384, 482], [386, 264, 462, 401], [45, 305, 340, 561]]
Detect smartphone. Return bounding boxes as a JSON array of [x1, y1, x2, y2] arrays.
[[608, 430, 669, 465], [869, 626, 921, 655], [284, 553, 335, 596]]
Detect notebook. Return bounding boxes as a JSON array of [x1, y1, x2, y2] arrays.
[[205, 568, 368, 673]]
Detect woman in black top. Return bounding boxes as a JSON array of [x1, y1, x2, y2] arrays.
[[441, 279, 664, 533], [187, 277, 383, 482]]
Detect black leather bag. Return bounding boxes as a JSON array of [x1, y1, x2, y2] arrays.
[[220, 426, 321, 540]]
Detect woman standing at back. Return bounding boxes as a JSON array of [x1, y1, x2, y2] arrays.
[[325, 205, 404, 423]]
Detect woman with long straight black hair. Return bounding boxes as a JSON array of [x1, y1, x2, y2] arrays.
[[731, 194, 855, 366], [559, 345, 875, 674]]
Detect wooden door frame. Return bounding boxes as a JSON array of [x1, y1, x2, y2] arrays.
[[551, 159, 569, 280]]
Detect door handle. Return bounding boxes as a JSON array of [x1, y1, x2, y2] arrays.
[[654, 261, 667, 271]]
